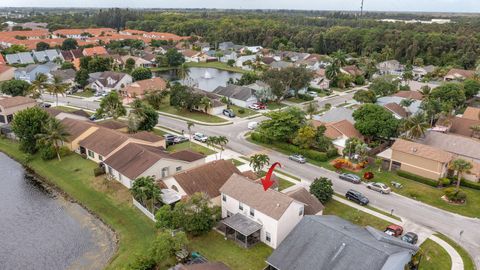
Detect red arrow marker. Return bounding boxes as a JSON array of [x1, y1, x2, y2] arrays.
[[261, 162, 282, 191]]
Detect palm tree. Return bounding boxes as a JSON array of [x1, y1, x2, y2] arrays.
[[200, 96, 212, 114], [216, 136, 228, 159], [47, 76, 69, 106], [205, 136, 218, 158], [354, 143, 369, 163], [187, 121, 194, 149], [28, 73, 48, 100], [401, 113, 429, 140], [130, 176, 161, 213], [419, 86, 432, 100], [177, 63, 191, 85], [449, 159, 473, 190], [331, 50, 347, 67], [305, 102, 318, 119], [35, 118, 70, 161], [249, 154, 270, 173]]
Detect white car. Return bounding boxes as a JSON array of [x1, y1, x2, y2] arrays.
[[193, 132, 208, 142], [249, 104, 260, 110], [366, 182, 391, 194], [247, 121, 258, 130], [307, 91, 318, 97]]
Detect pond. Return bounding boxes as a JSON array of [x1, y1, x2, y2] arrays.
[[155, 67, 242, 92], [0, 153, 116, 270]]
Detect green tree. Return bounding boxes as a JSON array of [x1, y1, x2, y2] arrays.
[[130, 176, 161, 213], [353, 104, 400, 141], [3, 44, 28, 54], [28, 73, 49, 99], [75, 69, 90, 88], [344, 137, 363, 158], [61, 38, 78, 50], [60, 61, 75, 70], [293, 125, 317, 149], [0, 79, 30, 96], [233, 72, 259, 86], [310, 177, 334, 204], [125, 57, 136, 71], [463, 79, 480, 100], [36, 41, 50, 51], [150, 230, 188, 265], [249, 154, 270, 173], [353, 89, 377, 103], [144, 90, 168, 110], [11, 107, 50, 154], [165, 49, 185, 67], [35, 118, 70, 161], [369, 76, 399, 97], [305, 102, 318, 119], [128, 99, 158, 132], [132, 67, 152, 81], [449, 159, 473, 191], [199, 96, 212, 113], [47, 76, 69, 106], [259, 107, 306, 142], [96, 91, 126, 120], [331, 50, 347, 67], [430, 83, 466, 111], [401, 113, 430, 140]]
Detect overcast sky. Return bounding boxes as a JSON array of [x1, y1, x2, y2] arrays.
[[1, 0, 480, 13]]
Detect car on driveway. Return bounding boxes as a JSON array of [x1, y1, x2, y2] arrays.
[[223, 109, 236, 118], [249, 103, 266, 110], [401, 232, 418, 244], [384, 224, 403, 237], [193, 132, 208, 143], [173, 136, 189, 144], [38, 103, 51, 108], [289, 154, 306, 164], [164, 134, 177, 145], [345, 189, 369, 205], [339, 173, 361, 184], [366, 182, 391, 194], [307, 91, 318, 97]]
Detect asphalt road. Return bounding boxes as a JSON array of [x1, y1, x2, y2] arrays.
[[43, 93, 480, 267]]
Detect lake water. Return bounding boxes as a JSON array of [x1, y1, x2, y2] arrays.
[[155, 67, 242, 92], [0, 153, 116, 270]]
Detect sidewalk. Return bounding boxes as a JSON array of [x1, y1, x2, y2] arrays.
[[430, 235, 464, 270]]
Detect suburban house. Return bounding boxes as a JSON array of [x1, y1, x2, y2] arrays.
[[14, 62, 58, 83], [104, 142, 205, 188], [121, 55, 154, 68], [377, 96, 422, 118], [53, 28, 116, 38], [82, 46, 109, 57], [0, 64, 16, 81], [240, 46, 263, 54], [235, 55, 257, 69], [434, 113, 480, 139], [218, 42, 235, 51], [412, 65, 436, 79], [213, 85, 258, 108], [121, 77, 167, 102], [384, 103, 410, 119], [190, 88, 228, 115], [376, 60, 404, 76], [219, 173, 305, 248], [392, 90, 424, 101], [341, 65, 363, 77], [162, 159, 242, 204], [246, 80, 274, 102], [384, 139, 453, 180], [60, 118, 99, 150], [266, 215, 418, 270], [463, 107, 480, 121], [32, 49, 64, 63], [61, 49, 84, 62], [285, 188, 324, 215], [45, 108, 90, 121], [313, 107, 355, 124], [310, 69, 330, 90], [181, 49, 203, 63], [444, 68, 475, 81], [88, 71, 133, 93], [270, 61, 293, 70], [0, 96, 37, 125], [51, 69, 77, 86], [5, 52, 35, 65], [312, 119, 363, 154], [219, 50, 237, 63]]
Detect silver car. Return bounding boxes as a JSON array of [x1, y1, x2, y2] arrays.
[[339, 173, 361, 184], [366, 182, 391, 194], [289, 154, 306, 164]]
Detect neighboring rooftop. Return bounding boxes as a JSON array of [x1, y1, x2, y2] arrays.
[[314, 107, 355, 124], [393, 90, 423, 101], [0, 96, 36, 109], [419, 132, 480, 161], [392, 138, 453, 163], [312, 119, 362, 140], [213, 85, 256, 102], [286, 188, 324, 215], [463, 107, 480, 121]]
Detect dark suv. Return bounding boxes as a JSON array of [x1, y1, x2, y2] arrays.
[[345, 189, 369, 205]]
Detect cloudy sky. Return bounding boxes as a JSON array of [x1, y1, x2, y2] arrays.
[[1, 0, 479, 13]]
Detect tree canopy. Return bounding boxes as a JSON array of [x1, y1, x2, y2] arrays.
[[11, 107, 50, 154], [353, 104, 400, 140], [259, 107, 306, 142], [0, 80, 30, 96], [96, 91, 127, 119]]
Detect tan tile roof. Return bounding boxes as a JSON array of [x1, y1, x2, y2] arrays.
[[463, 107, 480, 121], [96, 120, 128, 130], [445, 68, 475, 80], [79, 128, 129, 156], [449, 117, 480, 138], [384, 103, 408, 118], [123, 77, 167, 97], [342, 65, 362, 76], [172, 159, 241, 198], [392, 139, 453, 163], [0, 96, 36, 109], [286, 187, 324, 215], [311, 119, 362, 140], [393, 91, 424, 101], [220, 173, 298, 220], [83, 46, 108, 56], [60, 118, 97, 142]]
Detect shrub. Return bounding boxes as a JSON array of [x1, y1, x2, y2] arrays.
[[58, 146, 71, 157], [238, 108, 246, 114], [128, 255, 156, 270], [326, 148, 339, 158], [94, 167, 105, 177], [39, 145, 56, 160], [310, 177, 334, 204], [444, 188, 467, 202], [438, 178, 451, 187], [300, 149, 328, 162], [460, 179, 480, 191], [298, 94, 314, 101], [250, 132, 269, 143], [396, 170, 437, 187]]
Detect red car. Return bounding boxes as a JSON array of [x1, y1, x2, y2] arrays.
[[384, 224, 403, 237], [249, 102, 267, 110]]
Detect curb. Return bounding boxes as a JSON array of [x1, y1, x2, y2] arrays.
[[157, 111, 233, 126]]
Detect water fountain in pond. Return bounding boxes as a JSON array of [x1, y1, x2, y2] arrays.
[[203, 70, 213, 79]]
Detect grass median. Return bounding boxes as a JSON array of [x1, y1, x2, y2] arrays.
[[418, 239, 451, 270], [434, 233, 476, 270]]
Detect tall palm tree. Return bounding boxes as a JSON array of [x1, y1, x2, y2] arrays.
[[200, 96, 212, 114], [177, 63, 191, 85], [47, 76, 69, 106], [419, 86, 432, 100], [249, 154, 270, 173], [401, 113, 429, 140], [331, 50, 347, 67], [186, 121, 194, 149], [28, 73, 48, 100], [449, 159, 473, 190], [216, 136, 228, 159], [305, 102, 318, 119], [205, 136, 218, 158], [326, 63, 340, 81], [35, 118, 70, 161]]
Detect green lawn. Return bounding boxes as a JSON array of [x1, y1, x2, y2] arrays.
[[418, 239, 451, 270], [285, 97, 307, 104], [323, 200, 391, 230], [152, 128, 167, 136], [434, 233, 476, 270], [186, 61, 247, 74], [228, 158, 245, 167], [189, 231, 272, 270], [54, 105, 77, 113], [167, 141, 216, 155], [266, 101, 287, 110], [0, 138, 156, 270], [229, 105, 258, 118], [278, 178, 295, 191], [158, 96, 228, 124], [72, 90, 94, 98]]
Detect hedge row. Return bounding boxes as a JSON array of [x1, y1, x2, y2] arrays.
[[460, 179, 480, 191], [396, 170, 438, 187]]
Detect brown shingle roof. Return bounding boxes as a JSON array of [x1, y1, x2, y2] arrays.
[[220, 173, 298, 220], [129, 131, 164, 143], [311, 119, 362, 140], [60, 117, 97, 142], [169, 150, 205, 162], [79, 128, 129, 156], [286, 187, 324, 215], [445, 68, 475, 80], [172, 159, 241, 198], [463, 107, 480, 121], [123, 77, 167, 97], [449, 117, 480, 138], [384, 103, 408, 118], [0, 96, 36, 109], [96, 120, 128, 130], [393, 91, 424, 101], [392, 139, 453, 163]]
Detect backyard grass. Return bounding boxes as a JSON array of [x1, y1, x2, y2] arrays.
[[189, 230, 272, 270], [0, 138, 156, 270], [323, 200, 390, 230], [418, 239, 451, 270], [167, 141, 216, 155], [434, 233, 476, 270], [158, 96, 228, 124], [186, 61, 247, 74], [229, 105, 258, 118]]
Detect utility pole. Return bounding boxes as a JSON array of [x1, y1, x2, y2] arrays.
[[360, 0, 364, 17]]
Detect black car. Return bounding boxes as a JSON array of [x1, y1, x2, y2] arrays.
[[401, 232, 418, 245], [223, 109, 236, 118], [164, 134, 177, 145], [39, 103, 51, 108], [345, 189, 369, 206]]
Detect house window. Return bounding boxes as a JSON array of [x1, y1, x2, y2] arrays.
[[250, 208, 255, 217], [299, 207, 304, 216], [87, 150, 95, 158], [239, 202, 243, 210], [176, 166, 182, 172], [161, 167, 169, 178], [118, 174, 122, 181], [222, 194, 226, 202], [171, 185, 179, 192], [266, 232, 271, 242], [99, 155, 103, 161]]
